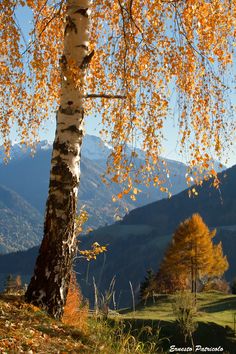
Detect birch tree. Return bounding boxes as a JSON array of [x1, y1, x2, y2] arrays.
[[0, 0, 235, 318]]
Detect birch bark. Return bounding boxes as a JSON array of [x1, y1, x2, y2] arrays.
[[25, 0, 90, 319]]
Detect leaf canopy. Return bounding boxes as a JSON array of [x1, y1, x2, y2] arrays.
[[0, 0, 235, 192]]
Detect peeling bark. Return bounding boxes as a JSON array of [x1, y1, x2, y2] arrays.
[[25, 0, 90, 319]]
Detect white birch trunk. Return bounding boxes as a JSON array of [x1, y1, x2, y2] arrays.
[[25, 0, 91, 319]]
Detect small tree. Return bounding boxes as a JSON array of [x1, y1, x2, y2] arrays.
[[4, 274, 15, 294], [140, 269, 155, 300]]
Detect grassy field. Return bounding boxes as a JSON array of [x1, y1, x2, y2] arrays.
[[119, 291, 236, 353], [122, 292, 236, 328], [0, 292, 235, 353]]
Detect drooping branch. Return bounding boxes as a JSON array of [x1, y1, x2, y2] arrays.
[[21, 0, 65, 56]]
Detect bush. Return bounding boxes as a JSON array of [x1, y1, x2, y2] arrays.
[[202, 278, 230, 293], [172, 291, 198, 348]]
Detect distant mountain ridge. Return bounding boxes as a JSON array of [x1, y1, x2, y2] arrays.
[[0, 135, 112, 163], [0, 135, 197, 232]]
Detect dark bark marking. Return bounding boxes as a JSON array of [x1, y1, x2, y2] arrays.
[[79, 50, 95, 69], [53, 141, 69, 155], [76, 44, 88, 51], [51, 161, 78, 187], [53, 141, 79, 156], [74, 8, 88, 17], [59, 107, 83, 115], [64, 16, 77, 34], [61, 125, 83, 134], [59, 55, 67, 70], [52, 164, 71, 180]]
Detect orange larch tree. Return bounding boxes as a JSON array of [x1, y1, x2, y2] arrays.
[[154, 214, 228, 294], [0, 1, 235, 318]]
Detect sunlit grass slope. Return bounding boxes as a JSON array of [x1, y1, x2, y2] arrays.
[[122, 292, 236, 329], [120, 291, 236, 352]]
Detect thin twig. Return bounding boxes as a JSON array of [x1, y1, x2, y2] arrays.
[[84, 93, 126, 99]]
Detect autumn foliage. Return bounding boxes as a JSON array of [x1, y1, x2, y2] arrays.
[[0, 1, 235, 190], [62, 272, 88, 332], [202, 278, 230, 294], [146, 214, 228, 295]]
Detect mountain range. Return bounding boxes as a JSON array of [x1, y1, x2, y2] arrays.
[[0, 163, 235, 308], [0, 134, 205, 253]]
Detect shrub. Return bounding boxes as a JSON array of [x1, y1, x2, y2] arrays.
[[172, 291, 198, 348], [202, 278, 230, 293]]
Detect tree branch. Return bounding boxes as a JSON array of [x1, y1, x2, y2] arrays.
[[84, 94, 126, 99]]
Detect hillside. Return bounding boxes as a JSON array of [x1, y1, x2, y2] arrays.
[[0, 185, 42, 253], [0, 292, 235, 353], [122, 292, 236, 352], [0, 165, 236, 307], [121, 165, 236, 231], [0, 294, 89, 353]]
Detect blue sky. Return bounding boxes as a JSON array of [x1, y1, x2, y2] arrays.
[[7, 4, 236, 167]]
